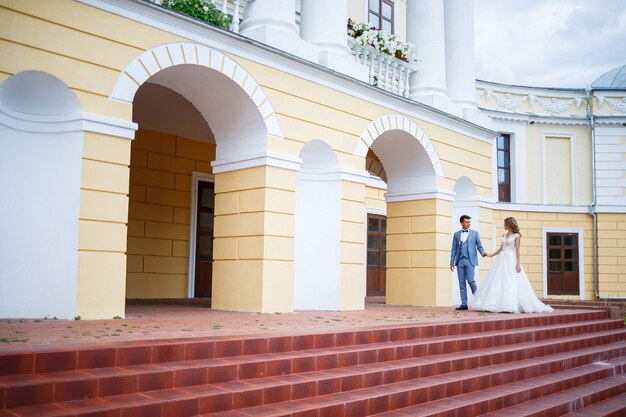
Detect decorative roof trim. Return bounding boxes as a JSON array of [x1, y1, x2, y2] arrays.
[[480, 109, 591, 127]]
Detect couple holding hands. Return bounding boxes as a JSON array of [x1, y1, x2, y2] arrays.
[[450, 215, 553, 313]]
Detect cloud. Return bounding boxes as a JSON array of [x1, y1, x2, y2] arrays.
[[474, 0, 626, 87]]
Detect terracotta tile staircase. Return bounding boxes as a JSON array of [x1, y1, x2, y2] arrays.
[[1, 310, 625, 417]]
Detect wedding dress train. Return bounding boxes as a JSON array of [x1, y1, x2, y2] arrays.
[[471, 233, 553, 313]]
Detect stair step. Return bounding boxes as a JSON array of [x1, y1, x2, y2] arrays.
[[479, 374, 626, 416], [0, 311, 609, 377], [201, 357, 626, 417], [562, 391, 626, 416], [31, 344, 626, 417], [8, 341, 621, 417], [2, 323, 623, 409], [371, 356, 626, 417], [1, 311, 623, 417]]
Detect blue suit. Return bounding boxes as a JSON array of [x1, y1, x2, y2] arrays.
[[450, 229, 485, 307]]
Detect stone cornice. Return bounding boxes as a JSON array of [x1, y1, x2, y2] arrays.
[[479, 108, 591, 127], [594, 116, 626, 127]]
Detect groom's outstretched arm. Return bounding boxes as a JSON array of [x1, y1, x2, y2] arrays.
[[476, 232, 486, 256]]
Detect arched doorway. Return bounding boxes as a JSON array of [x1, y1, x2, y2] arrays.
[[356, 114, 449, 306], [114, 43, 284, 311]]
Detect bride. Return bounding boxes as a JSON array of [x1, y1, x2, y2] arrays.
[[471, 217, 553, 313]]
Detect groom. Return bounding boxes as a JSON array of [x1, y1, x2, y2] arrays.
[[450, 215, 487, 310]]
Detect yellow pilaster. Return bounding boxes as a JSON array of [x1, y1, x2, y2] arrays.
[[212, 165, 296, 313], [340, 180, 367, 310], [76, 132, 131, 319], [385, 198, 453, 306]]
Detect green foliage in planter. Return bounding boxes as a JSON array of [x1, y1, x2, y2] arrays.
[[161, 0, 233, 30]]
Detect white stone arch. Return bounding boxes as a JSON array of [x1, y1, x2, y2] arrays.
[[0, 71, 83, 319], [294, 140, 341, 310], [111, 42, 282, 158], [451, 176, 480, 306], [354, 114, 444, 177], [355, 115, 444, 200]]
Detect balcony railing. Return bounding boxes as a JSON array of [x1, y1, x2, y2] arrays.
[[348, 38, 418, 98], [212, 0, 242, 33]]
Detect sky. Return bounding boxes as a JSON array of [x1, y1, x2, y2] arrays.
[[473, 0, 626, 88]]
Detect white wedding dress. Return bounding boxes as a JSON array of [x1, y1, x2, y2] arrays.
[[471, 233, 553, 313]]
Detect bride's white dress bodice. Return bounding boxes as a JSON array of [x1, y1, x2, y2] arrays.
[[470, 233, 553, 313], [502, 233, 518, 252]]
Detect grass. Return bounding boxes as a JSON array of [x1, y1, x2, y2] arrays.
[[0, 337, 29, 343]]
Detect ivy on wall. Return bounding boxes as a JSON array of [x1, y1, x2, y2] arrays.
[[161, 0, 233, 30]]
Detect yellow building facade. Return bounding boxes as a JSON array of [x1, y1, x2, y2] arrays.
[[0, 0, 624, 319]]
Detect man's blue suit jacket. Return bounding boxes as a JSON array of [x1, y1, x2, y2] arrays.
[[450, 229, 485, 267]]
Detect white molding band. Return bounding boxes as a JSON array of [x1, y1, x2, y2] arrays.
[[211, 151, 302, 173], [480, 109, 591, 127], [339, 168, 371, 184], [385, 188, 456, 202], [82, 112, 138, 139], [366, 175, 388, 190], [487, 202, 592, 213], [365, 207, 387, 216], [594, 205, 626, 213], [0, 103, 137, 138], [211, 152, 378, 186]]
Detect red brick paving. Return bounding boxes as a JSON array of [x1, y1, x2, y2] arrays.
[[0, 298, 566, 350]]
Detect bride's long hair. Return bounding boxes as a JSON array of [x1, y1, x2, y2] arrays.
[[504, 217, 522, 237]]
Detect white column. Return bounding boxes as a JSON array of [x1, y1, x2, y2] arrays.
[[445, 0, 477, 110], [239, 0, 317, 61], [444, 0, 491, 126], [407, 0, 458, 114], [300, 0, 368, 81]]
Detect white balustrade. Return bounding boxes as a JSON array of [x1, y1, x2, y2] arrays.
[[348, 38, 418, 98], [213, 0, 244, 33]]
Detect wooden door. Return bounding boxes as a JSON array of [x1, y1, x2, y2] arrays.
[[547, 233, 579, 295], [367, 214, 387, 296], [194, 181, 214, 298]]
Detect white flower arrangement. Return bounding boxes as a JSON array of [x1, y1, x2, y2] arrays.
[[347, 19, 419, 63]]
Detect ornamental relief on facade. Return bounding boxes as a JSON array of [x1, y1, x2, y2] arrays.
[[477, 89, 586, 114], [596, 96, 626, 113]]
